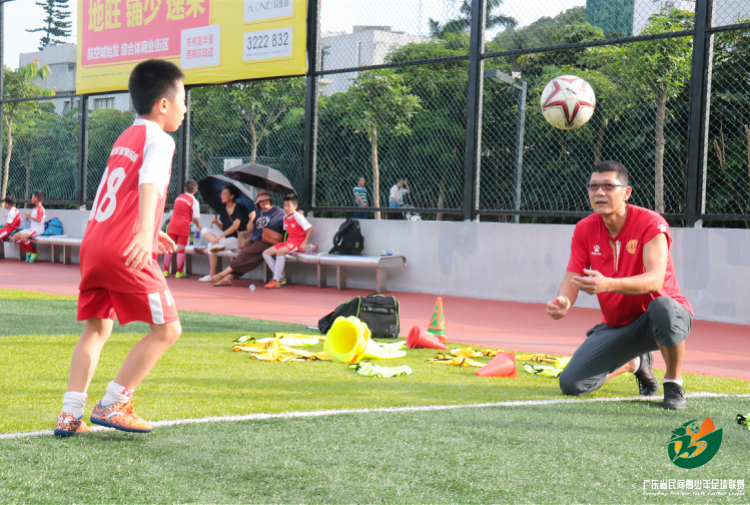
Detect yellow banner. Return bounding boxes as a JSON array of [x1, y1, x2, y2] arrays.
[[77, 0, 307, 94]]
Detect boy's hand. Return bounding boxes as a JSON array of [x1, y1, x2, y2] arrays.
[[300, 241, 309, 253], [124, 231, 154, 271], [24, 211, 30, 218], [157, 230, 176, 255]]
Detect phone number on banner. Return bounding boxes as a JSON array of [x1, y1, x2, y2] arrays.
[[243, 27, 293, 62]]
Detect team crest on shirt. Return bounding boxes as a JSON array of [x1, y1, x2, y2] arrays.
[[626, 239, 638, 254], [592, 245, 601, 256], [657, 223, 667, 233]]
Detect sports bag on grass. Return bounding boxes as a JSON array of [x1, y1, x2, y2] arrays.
[[43, 217, 63, 236], [329, 218, 364, 256], [318, 294, 400, 339]]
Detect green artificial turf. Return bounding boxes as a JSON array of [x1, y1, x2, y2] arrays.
[[1, 396, 749, 504], [0, 288, 748, 436]]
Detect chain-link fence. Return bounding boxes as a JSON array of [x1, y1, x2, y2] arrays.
[[1, 0, 748, 226]]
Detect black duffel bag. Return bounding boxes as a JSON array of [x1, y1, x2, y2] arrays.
[[318, 294, 400, 339]]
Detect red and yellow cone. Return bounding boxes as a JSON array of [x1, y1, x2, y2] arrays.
[[427, 297, 447, 341]]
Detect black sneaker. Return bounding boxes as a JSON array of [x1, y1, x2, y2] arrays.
[[633, 352, 659, 396], [663, 382, 687, 410]]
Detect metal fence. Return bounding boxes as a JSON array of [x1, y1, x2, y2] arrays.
[[1, 0, 749, 227]]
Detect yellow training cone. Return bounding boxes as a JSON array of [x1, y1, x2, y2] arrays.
[[324, 316, 371, 364]]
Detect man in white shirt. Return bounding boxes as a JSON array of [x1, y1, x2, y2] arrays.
[[388, 178, 410, 220]]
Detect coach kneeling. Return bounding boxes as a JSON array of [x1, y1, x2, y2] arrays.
[[547, 161, 692, 410]]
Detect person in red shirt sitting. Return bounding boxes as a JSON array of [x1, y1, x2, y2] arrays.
[[262, 194, 313, 289], [547, 161, 692, 410], [0, 195, 21, 242], [13, 190, 46, 263], [163, 179, 201, 278]]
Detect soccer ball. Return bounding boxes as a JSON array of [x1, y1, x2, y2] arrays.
[[540, 75, 596, 130]]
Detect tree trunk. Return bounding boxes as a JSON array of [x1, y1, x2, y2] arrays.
[[371, 123, 381, 220], [250, 120, 257, 164], [593, 121, 607, 165], [2, 117, 14, 200], [653, 86, 667, 214], [436, 167, 449, 221], [24, 148, 31, 202]]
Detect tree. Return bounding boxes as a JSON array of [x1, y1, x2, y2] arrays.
[[26, 0, 72, 50], [591, 9, 693, 213], [1, 60, 52, 199], [429, 0, 516, 38], [344, 70, 421, 219]]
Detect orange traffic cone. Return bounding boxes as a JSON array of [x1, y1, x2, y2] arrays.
[[475, 352, 517, 378], [427, 297, 447, 341], [407, 325, 448, 350]]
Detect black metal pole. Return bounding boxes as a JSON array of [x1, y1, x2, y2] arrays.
[[684, 0, 714, 227], [76, 95, 89, 207], [176, 87, 191, 195], [0, 1, 5, 199], [513, 81, 527, 224], [462, 0, 486, 221], [301, 0, 320, 215]]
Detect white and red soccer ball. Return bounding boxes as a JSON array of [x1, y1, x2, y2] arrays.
[[540, 75, 596, 130]]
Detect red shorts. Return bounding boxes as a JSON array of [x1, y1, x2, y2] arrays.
[[77, 288, 179, 326], [168, 232, 189, 246], [0, 225, 14, 240], [274, 241, 302, 253]]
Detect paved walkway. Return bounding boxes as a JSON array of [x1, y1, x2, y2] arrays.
[[1, 259, 748, 381]]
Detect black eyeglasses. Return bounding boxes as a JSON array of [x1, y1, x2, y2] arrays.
[[587, 183, 627, 193]]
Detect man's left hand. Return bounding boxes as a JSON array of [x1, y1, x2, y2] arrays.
[[157, 230, 176, 255], [571, 269, 610, 295]]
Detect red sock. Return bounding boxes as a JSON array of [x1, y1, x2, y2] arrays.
[[176, 251, 185, 273], [163, 253, 173, 272], [19, 241, 34, 253]]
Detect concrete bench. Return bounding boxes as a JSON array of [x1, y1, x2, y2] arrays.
[[319, 254, 407, 293], [1, 235, 82, 262]]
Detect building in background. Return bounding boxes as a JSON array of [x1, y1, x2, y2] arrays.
[[19, 43, 131, 116], [321, 26, 423, 96]]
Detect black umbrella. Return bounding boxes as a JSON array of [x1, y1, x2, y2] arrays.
[[224, 162, 296, 195], [198, 175, 256, 214]]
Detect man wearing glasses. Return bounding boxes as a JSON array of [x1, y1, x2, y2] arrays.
[[547, 160, 692, 409]]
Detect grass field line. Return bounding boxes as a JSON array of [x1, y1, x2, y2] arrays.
[[3, 391, 749, 440]]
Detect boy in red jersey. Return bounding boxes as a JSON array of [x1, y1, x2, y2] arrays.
[[163, 179, 200, 278], [0, 196, 20, 241], [547, 161, 692, 410], [262, 194, 313, 289], [53, 60, 186, 436], [13, 190, 45, 263]]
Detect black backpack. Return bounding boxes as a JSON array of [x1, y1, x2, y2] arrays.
[[318, 294, 400, 339], [329, 218, 364, 256]]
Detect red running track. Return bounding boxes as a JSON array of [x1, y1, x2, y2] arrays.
[[1, 259, 748, 381]]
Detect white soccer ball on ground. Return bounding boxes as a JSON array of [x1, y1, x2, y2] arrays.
[[540, 75, 596, 130]]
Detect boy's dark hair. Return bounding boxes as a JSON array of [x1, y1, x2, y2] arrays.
[[129, 59, 185, 116], [185, 180, 198, 193], [33, 190, 45, 203], [284, 194, 298, 206], [591, 160, 629, 185], [4, 195, 16, 206]]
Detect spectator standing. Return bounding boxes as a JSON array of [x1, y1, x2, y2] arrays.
[[388, 178, 410, 220], [210, 189, 285, 287], [0, 196, 20, 241], [163, 179, 201, 278], [198, 186, 249, 282], [13, 190, 46, 263], [353, 177, 369, 219]]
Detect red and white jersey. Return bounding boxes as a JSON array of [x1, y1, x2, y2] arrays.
[[283, 211, 312, 244], [28, 206, 45, 235], [3, 207, 20, 228], [169, 193, 199, 237], [79, 118, 175, 294], [567, 204, 692, 328]]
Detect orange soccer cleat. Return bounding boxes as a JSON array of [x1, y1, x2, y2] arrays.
[[53, 412, 90, 437], [90, 399, 153, 433], [264, 279, 281, 289]]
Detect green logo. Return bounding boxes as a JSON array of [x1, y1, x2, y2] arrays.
[[668, 417, 723, 469]]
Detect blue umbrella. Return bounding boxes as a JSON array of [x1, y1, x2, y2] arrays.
[[198, 175, 256, 214]]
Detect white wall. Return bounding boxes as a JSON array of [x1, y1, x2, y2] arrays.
[[5, 210, 750, 325]]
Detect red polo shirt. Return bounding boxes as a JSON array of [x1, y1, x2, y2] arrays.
[[567, 204, 692, 328]]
